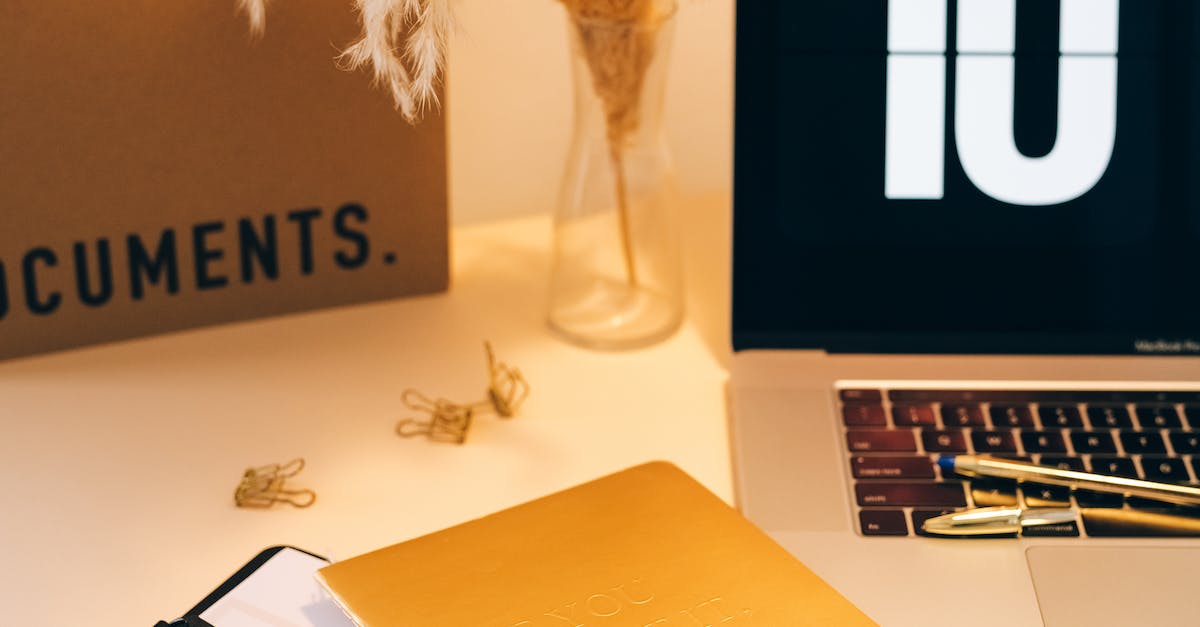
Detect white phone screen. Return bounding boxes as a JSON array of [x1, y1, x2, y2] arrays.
[[198, 548, 353, 627]]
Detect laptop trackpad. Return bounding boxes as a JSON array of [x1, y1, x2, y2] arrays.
[[1027, 546, 1199, 626]]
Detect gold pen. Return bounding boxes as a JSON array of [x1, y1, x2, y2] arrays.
[[939, 454, 1200, 507], [922, 505, 1200, 537]]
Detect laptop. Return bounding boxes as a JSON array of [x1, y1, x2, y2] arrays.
[[729, 2, 1200, 625]]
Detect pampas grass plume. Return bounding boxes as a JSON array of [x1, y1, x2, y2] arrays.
[[238, 0, 269, 37], [337, 0, 455, 122], [241, 0, 454, 123]]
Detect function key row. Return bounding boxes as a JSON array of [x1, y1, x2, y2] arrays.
[[842, 402, 1197, 431]]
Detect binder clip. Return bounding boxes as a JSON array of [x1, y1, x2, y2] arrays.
[[395, 390, 475, 444], [396, 342, 530, 444], [480, 341, 530, 419], [234, 458, 317, 509]]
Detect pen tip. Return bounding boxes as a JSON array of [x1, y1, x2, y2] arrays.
[[936, 455, 956, 472]]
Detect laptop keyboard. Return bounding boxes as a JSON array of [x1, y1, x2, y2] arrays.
[[840, 387, 1200, 537]]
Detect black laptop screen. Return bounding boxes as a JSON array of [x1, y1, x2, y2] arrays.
[[733, 1, 1200, 355]]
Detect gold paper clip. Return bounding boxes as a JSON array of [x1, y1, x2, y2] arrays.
[[479, 341, 530, 418], [396, 342, 530, 444], [396, 389, 475, 444], [234, 458, 317, 508]]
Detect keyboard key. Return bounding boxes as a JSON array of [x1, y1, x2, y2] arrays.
[[990, 404, 1036, 427], [1169, 431, 1200, 454], [1189, 458, 1200, 481], [891, 404, 936, 427], [1082, 509, 1200, 537], [1140, 457, 1191, 483], [840, 389, 883, 402], [1090, 456, 1139, 478], [941, 404, 986, 427], [1136, 405, 1182, 429], [1075, 490, 1124, 508], [843, 404, 887, 427], [912, 509, 958, 537], [851, 456, 936, 479], [1039, 405, 1084, 428], [1120, 431, 1167, 455], [847, 430, 917, 452], [1024, 484, 1071, 507], [970, 480, 1018, 506], [1069, 430, 1117, 454], [921, 429, 968, 453], [1126, 498, 1188, 511], [913, 508, 1018, 537], [1039, 455, 1086, 472], [1185, 405, 1200, 427], [971, 430, 1017, 454], [1021, 431, 1068, 454], [1022, 520, 1080, 537], [1087, 404, 1133, 429], [859, 510, 909, 536], [855, 482, 967, 507]]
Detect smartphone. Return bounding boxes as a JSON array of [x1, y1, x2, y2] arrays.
[[156, 546, 353, 627]]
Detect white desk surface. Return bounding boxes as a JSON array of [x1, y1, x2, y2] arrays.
[[0, 193, 733, 626]]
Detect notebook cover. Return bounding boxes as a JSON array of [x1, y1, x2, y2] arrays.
[[317, 461, 875, 626], [0, 0, 447, 360]]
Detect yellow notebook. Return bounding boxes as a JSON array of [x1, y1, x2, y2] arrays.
[[317, 462, 875, 626]]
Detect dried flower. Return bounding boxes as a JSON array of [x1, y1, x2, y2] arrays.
[[237, 0, 270, 37], [557, 0, 675, 286], [558, 0, 671, 148], [239, 0, 680, 287], [338, 0, 455, 123], [238, 0, 455, 123]]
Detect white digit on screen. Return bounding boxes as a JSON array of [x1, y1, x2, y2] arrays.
[[885, 0, 1120, 206]]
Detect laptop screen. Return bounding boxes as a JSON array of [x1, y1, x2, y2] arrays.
[[733, 1, 1200, 355]]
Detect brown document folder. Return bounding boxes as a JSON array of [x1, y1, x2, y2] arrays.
[[0, 0, 447, 360], [318, 462, 875, 626]]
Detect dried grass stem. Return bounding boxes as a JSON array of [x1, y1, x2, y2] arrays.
[[561, 0, 672, 286]]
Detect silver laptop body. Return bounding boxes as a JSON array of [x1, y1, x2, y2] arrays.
[[731, 354, 1200, 626], [729, 2, 1200, 625]]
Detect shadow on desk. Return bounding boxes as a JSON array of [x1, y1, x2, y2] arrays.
[[0, 217, 554, 380], [0, 200, 729, 379], [682, 190, 733, 368]]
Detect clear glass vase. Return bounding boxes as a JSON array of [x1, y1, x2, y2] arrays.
[[548, 4, 684, 350]]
